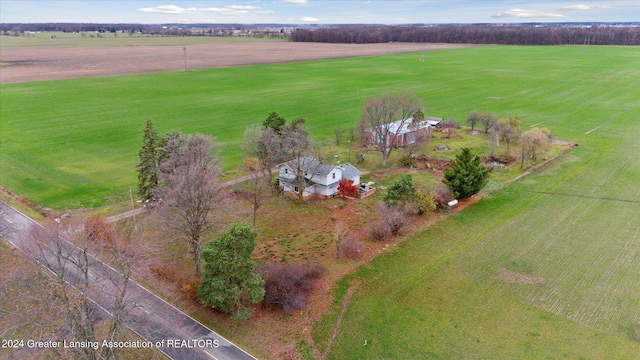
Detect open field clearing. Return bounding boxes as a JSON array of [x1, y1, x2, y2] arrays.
[[315, 152, 640, 358], [312, 64, 640, 358], [0, 37, 459, 83], [2, 45, 638, 208], [2, 42, 640, 358], [0, 31, 287, 49]]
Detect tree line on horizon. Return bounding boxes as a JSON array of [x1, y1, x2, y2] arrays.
[[291, 24, 640, 46]]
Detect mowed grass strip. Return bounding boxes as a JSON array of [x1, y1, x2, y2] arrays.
[[1, 45, 639, 208]]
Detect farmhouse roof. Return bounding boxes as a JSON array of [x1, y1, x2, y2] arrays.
[[337, 163, 362, 179], [279, 156, 336, 176]]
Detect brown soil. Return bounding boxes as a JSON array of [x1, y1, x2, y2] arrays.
[[0, 42, 472, 84], [496, 267, 546, 285], [410, 156, 453, 180]]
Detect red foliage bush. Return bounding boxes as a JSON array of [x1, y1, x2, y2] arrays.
[[337, 178, 359, 198], [258, 261, 326, 313]]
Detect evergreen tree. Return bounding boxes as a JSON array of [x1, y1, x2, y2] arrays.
[[384, 174, 417, 207], [198, 222, 265, 321], [263, 112, 286, 134], [443, 148, 489, 199], [137, 119, 161, 200]]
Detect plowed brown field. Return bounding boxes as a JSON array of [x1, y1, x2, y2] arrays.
[[0, 42, 472, 84]]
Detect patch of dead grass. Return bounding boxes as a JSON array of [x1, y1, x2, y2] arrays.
[[496, 267, 546, 285]]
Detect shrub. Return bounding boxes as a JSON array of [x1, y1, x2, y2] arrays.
[[180, 279, 200, 301], [367, 221, 391, 241], [416, 188, 437, 215], [384, 207, 408, 235], [149, 263, 183, 283], [337, 236, 363, 259], [258, 261, 326, 313], [442, 120, 460, 129], [372, 203, 408, 237], [400, 156, 414, 167], [85, 215, 116, 246], [337, 178, 359, 198], [383, 175, 416, 208], [434, 185, 455, 209]]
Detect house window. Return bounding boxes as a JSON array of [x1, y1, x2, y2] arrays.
[[332, 172, 336, 179], [285, 168, 288, 174], [294, 186, 299, 193]]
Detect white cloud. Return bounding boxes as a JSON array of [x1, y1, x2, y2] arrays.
[[282, 0, 308, 4], [493, 8, 565, 18], [300, 16, 320, 22], [560, 4, 611, 10], [138, 4, 272, 16], [227, 5, 260, 10]]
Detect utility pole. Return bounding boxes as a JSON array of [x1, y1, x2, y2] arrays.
[[183, 45, 187, 71], [129, 186, 137, 232]]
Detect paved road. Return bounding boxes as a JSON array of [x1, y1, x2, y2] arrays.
[[0, 200, 259, 360]]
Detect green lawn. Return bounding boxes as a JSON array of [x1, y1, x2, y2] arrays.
[[311, 47, 640, 358], [4, 45, 637, 208]]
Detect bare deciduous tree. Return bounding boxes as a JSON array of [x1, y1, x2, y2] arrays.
[[279, 124, 326, 202], [496, 117, 521, 157], [466, 111, 480, 132], [238, 157, 270, 226], [12, 217, 153, 360], [360, 92, 421, 166], [244, 126, 284, 196], [155, 133, 224, 276], [480, 112, 499, 134], [520, 127, 552, 169]]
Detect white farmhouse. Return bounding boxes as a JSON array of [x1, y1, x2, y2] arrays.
[[277, 156, 363, 200]]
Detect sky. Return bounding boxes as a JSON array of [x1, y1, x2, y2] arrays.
[[1, 1, 638, 24]]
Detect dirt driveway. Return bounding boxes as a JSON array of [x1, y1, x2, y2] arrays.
[[0, 42, 472, 84]]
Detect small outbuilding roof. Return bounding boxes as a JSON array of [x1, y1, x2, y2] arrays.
[[427, 116, 443, 127]]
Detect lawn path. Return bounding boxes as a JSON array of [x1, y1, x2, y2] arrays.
[[320, 281, 360, 360]]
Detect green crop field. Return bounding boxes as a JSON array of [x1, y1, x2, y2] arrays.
[[2, 45, 637, 208], [309, 47, 640, 358], [1, 43, 639, 358]]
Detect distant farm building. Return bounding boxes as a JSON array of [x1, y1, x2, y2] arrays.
[[364, 117, 441, 148]]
